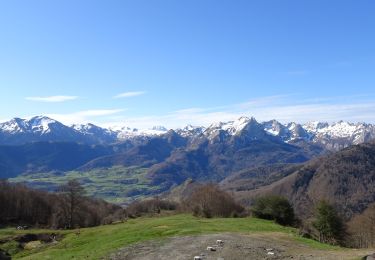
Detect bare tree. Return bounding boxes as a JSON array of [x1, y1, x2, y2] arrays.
[[348, 204, 375, 248], [185, 184, 245, 218], [0, 180, 123, 229], [59, 180, 85, 229]]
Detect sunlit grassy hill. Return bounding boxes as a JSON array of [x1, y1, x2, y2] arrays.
[[0, 214, 363, 260]]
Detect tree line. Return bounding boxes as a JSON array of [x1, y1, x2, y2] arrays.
[[122, 185, 348, 247], [348, 204, 375, 248], [0, 180, 125, 229], [2, 179, 374, 249]]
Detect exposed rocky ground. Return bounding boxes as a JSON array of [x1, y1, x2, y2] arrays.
[[108, 233, 373, 260]]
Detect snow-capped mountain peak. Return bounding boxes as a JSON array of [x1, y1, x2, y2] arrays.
[[176, 124, 206, 137], [263, 119, 286, 136], [28, 116, 58, 134], [72, 123, 112, 135], [151, 125, 168, 132], [303, 121, 329, 132], [107, 124, 168, 140], [0, 118, 28, 133], [230, 116, 252, 135], [141, 127, 169, 136], [0, 116, 58, 135], [205, 116, 251, 138], [319, 121, 358, 138]]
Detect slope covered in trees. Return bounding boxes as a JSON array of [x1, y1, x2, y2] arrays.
[[0, 180, 124, 228], [234, 142, 375, 220]]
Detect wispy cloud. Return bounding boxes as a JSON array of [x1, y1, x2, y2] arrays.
[[19, 94, 375, 129], [47, 109, 125, 125], [102, 95, 375, 129], [113, 91, 146, 99], [238, 94, 292, 108], [74, 109, 125, 117], [174, 108, 205, 114], [25, 95, 78, 103]]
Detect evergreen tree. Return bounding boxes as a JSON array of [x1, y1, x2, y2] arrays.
[[313, 201, 346, 245]]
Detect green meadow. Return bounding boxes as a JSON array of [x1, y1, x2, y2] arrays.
[[10, 166, 161, 204], [0, 214, 344, 260]]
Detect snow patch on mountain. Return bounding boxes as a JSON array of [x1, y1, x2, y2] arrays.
[[263, 120, 287, 137], [29, 116, 58, 134], [176, 124, 206, 137], [204, 116, 251, 139], [108, 125, 168, 140], [313, 121, 360, 138], [0, 118, 28, 133], [303, 121, 330, 133]]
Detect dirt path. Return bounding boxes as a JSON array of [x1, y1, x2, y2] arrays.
[[108, 233, 373, 260]]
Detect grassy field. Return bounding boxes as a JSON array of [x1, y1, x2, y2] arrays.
[[9, 166, 161, 204], [0, 214, 349, 260]]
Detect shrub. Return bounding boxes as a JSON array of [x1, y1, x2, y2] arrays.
[[252, 195, 295, 226], [126, 198, 178, 218], [184, 184, 245, 218]]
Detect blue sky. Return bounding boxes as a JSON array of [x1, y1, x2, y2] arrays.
[[1, 0, 375, 128]]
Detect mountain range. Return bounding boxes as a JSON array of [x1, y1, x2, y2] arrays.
[[0, 116, 165, 145], [2, 115, 375, 219], [1, 115, 375, 181], [1, 116, 375, 151]]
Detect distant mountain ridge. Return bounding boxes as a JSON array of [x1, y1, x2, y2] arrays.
[[1, 116, 375, 150]]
